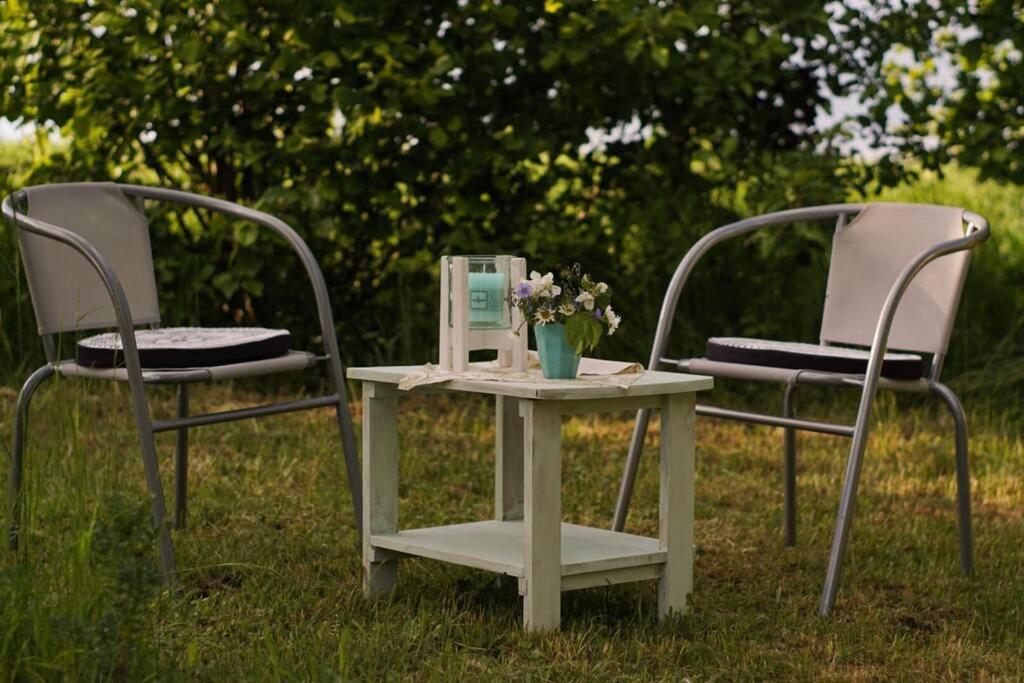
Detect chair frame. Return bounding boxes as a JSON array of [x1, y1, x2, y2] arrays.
[[609, 203, 990, 615], [3, 183, 362, 577]]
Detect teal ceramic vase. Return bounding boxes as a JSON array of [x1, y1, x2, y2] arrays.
[[534, 323, 581, 379]]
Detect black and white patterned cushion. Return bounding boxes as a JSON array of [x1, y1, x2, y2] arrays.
[[705, 337, 924, 380], [76, 327, 292, 369]]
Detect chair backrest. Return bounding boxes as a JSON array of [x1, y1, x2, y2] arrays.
[[819, 202, 971, 355], [14, 182, 161, 335]]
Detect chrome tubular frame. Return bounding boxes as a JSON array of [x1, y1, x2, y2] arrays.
[[3, 184, 364, 578], [610, 204, 989, 616]]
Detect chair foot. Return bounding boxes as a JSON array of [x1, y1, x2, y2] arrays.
[[7, 365, 55, 552], [174, 385, 189, 530], [612, 408, 653, 532], [125, 376, 178, 577], [931, 382, 973, 576], [782, 383, 798, 547], [819, 397, 875, 616], [334, 403, 363, 538]]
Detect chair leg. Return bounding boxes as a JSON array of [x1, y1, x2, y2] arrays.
[[819, 392, 876, 616], [124, 374, 177, 577], [324, 346, 363, 538], [931, 382, 973, 576], [334, 402, 362, 532], [174, 384, 189, 530], [782, 383, 798, 547], [8, 365, 55, 552], [612, 408, 654, 532]]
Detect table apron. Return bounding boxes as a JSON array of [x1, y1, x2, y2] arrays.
[[525, 394, 663, 416], [519, 564, 666, 595]]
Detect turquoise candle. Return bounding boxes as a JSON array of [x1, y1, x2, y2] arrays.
[[468, 271, 507, 328]]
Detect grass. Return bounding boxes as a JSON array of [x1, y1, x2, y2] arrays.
[[1, 164, 1022, 679], [1, 377, 1023, 680]]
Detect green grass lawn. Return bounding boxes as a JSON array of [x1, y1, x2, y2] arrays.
[[1, 378, 1023, 680]]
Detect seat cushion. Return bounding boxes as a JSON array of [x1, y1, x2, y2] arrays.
[[77, 327, 292, 369], [705, 337, 924, 380]]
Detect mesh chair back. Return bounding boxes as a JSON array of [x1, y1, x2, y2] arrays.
[[819, 202, 970, 355], [16, 182, 161, 335]]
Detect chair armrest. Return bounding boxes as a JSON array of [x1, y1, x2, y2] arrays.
[[647, 204, 864, 371], [116, 184, 342, 365], [2, 192, 148, 379], [863, 211, 989, 386]]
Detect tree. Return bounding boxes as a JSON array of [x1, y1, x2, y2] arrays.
[[0, 1, 883, 364], [823, 1, 1024, 185]]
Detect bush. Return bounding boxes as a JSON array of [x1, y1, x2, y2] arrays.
[[0, 1, 857, 377], [1, 3, 1019, 401]]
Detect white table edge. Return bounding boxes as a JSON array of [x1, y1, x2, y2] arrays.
[[347, 365, 713, 400]]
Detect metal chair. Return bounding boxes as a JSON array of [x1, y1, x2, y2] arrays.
[[3, 182, 362, 577], [610, 202, 990, 615]]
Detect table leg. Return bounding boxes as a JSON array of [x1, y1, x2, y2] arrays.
[[521, 400, 562, 631], [363, 381, 399, 597], [496, 396, 524, 521], [659, 393, 695, 619]]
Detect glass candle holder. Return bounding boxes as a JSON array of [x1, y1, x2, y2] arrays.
[[449, 255, 512, 330]]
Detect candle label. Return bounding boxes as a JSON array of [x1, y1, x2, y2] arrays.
[[470, 290, 490, 309], [467, 271, 508, 328]]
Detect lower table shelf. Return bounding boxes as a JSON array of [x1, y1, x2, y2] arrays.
[[371, 520, 666, 591]]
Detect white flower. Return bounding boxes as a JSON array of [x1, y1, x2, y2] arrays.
[[604, 304, 621, 335], [529, 270, 553, 287], [595, 282, 608, 294], [534, 307, 556, 325], [575, 291, 595, 311], [529, 271, 561, 298], [558, 302, 576, 316]]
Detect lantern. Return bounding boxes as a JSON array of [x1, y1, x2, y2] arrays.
[[439, 255, 528, 371]]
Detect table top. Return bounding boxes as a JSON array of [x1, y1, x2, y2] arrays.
[[347, 365, 713, 400]]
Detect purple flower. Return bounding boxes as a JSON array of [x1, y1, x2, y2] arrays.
[[593, 307, 603, 319], [514, 281, 533, 298]]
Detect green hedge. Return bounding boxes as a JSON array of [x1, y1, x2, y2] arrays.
[[0, 0, 855, 379], [1, 2, 1020, 393], [3, 143, 1021, 397]]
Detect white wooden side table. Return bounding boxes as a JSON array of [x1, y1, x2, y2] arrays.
[[347, 366, 713, 631]]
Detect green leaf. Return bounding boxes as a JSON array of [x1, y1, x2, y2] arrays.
[[539, 50, 561, 70], [333, 6, 357, 24], [650, 44, 670, 69], [565, 312, 603, 355], [319, 51, 342, 69], [624, 40, 645, 64], [428, 127, 449, 147]]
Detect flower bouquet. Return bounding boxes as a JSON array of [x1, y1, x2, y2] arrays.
[[510, 263, 621, 379]]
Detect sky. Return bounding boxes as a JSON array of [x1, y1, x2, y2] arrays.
[[0, 118, 24, 140]]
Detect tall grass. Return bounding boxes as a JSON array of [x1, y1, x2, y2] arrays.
[[0, 386, 1022, 678]]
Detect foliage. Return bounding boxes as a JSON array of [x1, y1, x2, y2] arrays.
[[0, 1, 1019, 398], [826, 1, 1024, 186], [0, 139, 48, 378], [0, 0, 868, 375]]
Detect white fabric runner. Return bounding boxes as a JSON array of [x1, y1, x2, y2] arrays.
[[398, 352, 644, 391]]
